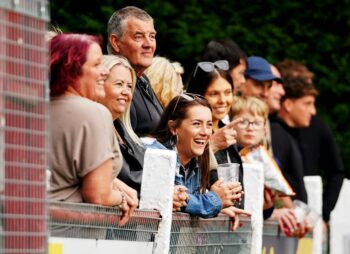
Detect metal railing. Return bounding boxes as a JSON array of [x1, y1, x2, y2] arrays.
[[49, 201, 252, 254]]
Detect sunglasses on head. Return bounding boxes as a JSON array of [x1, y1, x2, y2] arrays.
[[171, 92, 206, 116], [193, 60, 229, 77]]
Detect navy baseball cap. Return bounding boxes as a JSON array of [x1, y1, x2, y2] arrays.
[[245, 56, 283, 83]]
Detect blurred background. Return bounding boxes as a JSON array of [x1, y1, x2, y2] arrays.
[[50, 0, 350, 177]]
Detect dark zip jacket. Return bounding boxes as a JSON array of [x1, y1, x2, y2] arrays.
[[130, 75, 163, 137]]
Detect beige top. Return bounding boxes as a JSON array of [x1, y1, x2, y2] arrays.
[[49, 95, 122, 202]]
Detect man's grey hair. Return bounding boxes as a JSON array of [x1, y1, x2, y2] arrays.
[[107, 6, 153, 54]]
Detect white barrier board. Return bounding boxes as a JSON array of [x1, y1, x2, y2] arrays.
[[49, 237, 154, 254], [243, 162, 264, 254], [330, 178, 350, 254]]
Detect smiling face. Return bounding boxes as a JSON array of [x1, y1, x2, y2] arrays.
[[233, 111, 266, 148], [77, 43, 109, 101], [102, 64, 133, 120], [241, 79, 272, 101], [204, 76, 233, 126], [171, 105, 213, 166], [283, 95, 316, 127], [113, 17, 156, 76], [230, 59, 247, 94], [267, 65, 285, 112]]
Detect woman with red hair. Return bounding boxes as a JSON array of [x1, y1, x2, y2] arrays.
[[49, 33, 138, 229]]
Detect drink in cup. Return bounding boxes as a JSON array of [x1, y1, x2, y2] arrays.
[[217, 163, 240, 184]]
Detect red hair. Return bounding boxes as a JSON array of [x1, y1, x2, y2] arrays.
[[49, 33, 102, 96]]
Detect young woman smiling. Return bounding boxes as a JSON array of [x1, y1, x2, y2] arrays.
[[99, 55, 146, 197], [150, 94, 249, 228], [187, 61, 244, 209]]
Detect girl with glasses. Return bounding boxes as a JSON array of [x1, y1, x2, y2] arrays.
[[231, 96, 309, 237], [230, 96, 268, 149]]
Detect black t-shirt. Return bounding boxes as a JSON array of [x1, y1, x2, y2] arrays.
[[292, 116, 344, 221], [270, 116, 308, 203]]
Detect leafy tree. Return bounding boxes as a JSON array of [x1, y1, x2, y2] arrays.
[[50, 0, 350, 176]]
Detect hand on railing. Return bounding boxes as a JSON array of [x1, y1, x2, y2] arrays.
[[173, 185, 189, 211], [221, 206, 252, 231], [210, 179, 242, 208], [270, 208, 297, 237], [113, 178, 139, 226]]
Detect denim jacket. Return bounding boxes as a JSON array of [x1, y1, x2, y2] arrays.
[[142, 137, 222, 218]]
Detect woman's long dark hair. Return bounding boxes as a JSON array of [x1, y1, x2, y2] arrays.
[[152, 94, 212, 193]]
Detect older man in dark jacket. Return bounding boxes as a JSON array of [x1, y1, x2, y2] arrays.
[[107, 6, 163, 137]]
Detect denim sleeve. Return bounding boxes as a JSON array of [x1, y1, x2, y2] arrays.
[[183, 191, 222, 218]]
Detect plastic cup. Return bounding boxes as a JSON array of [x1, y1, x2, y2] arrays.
[[293, 200, 310, 223], [217, 163, 240, 184], [305, 209, 321, 229]]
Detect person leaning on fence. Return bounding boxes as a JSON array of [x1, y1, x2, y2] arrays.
[[147, 94, 250, 230], [277, 60, 345, 223], [49, 33, 138, 226], [144, 56, 184, 108], [186, 60, 245, 206], [98, 55, 146, 196], [229, 95, 306, 237], [107, 6, 163, 137], [270, 76, 318, 204]]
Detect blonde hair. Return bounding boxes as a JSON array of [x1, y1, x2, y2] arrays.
[[45, 26, 63, 41], [144, 56, 184, 107], [230, 96, 269, 120], [102, 55, 141, 145]]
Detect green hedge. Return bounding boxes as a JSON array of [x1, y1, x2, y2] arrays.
[[50, 0, 350, 175]]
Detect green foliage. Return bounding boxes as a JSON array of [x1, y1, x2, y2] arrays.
[[50, 0, 350, 174]]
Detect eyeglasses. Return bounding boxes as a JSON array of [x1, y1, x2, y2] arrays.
[[236, 119, 265, 130], [193, 60, 229, 77], [171, 93, 206, 116]]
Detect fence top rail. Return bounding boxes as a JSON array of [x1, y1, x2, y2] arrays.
[[49, 201, 252, 235]]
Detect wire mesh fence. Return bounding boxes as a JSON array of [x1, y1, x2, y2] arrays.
[[49, 201, 252, 254], [0, 0, 49, 253], [49, 201, 161, 243], [170, 213, 252, 254]]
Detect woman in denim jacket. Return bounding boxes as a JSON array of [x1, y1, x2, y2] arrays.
[[145, 93, 243, 218]]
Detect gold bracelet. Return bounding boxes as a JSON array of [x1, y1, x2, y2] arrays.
[[118, 191, 126, 209]]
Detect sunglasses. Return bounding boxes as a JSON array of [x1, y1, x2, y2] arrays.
[[193, 60, 229, 77], [171, 93, 206, 116]]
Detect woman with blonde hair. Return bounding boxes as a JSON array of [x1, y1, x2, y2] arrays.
[[144, 56, 184, 107], [99, 55, 145, 195]]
